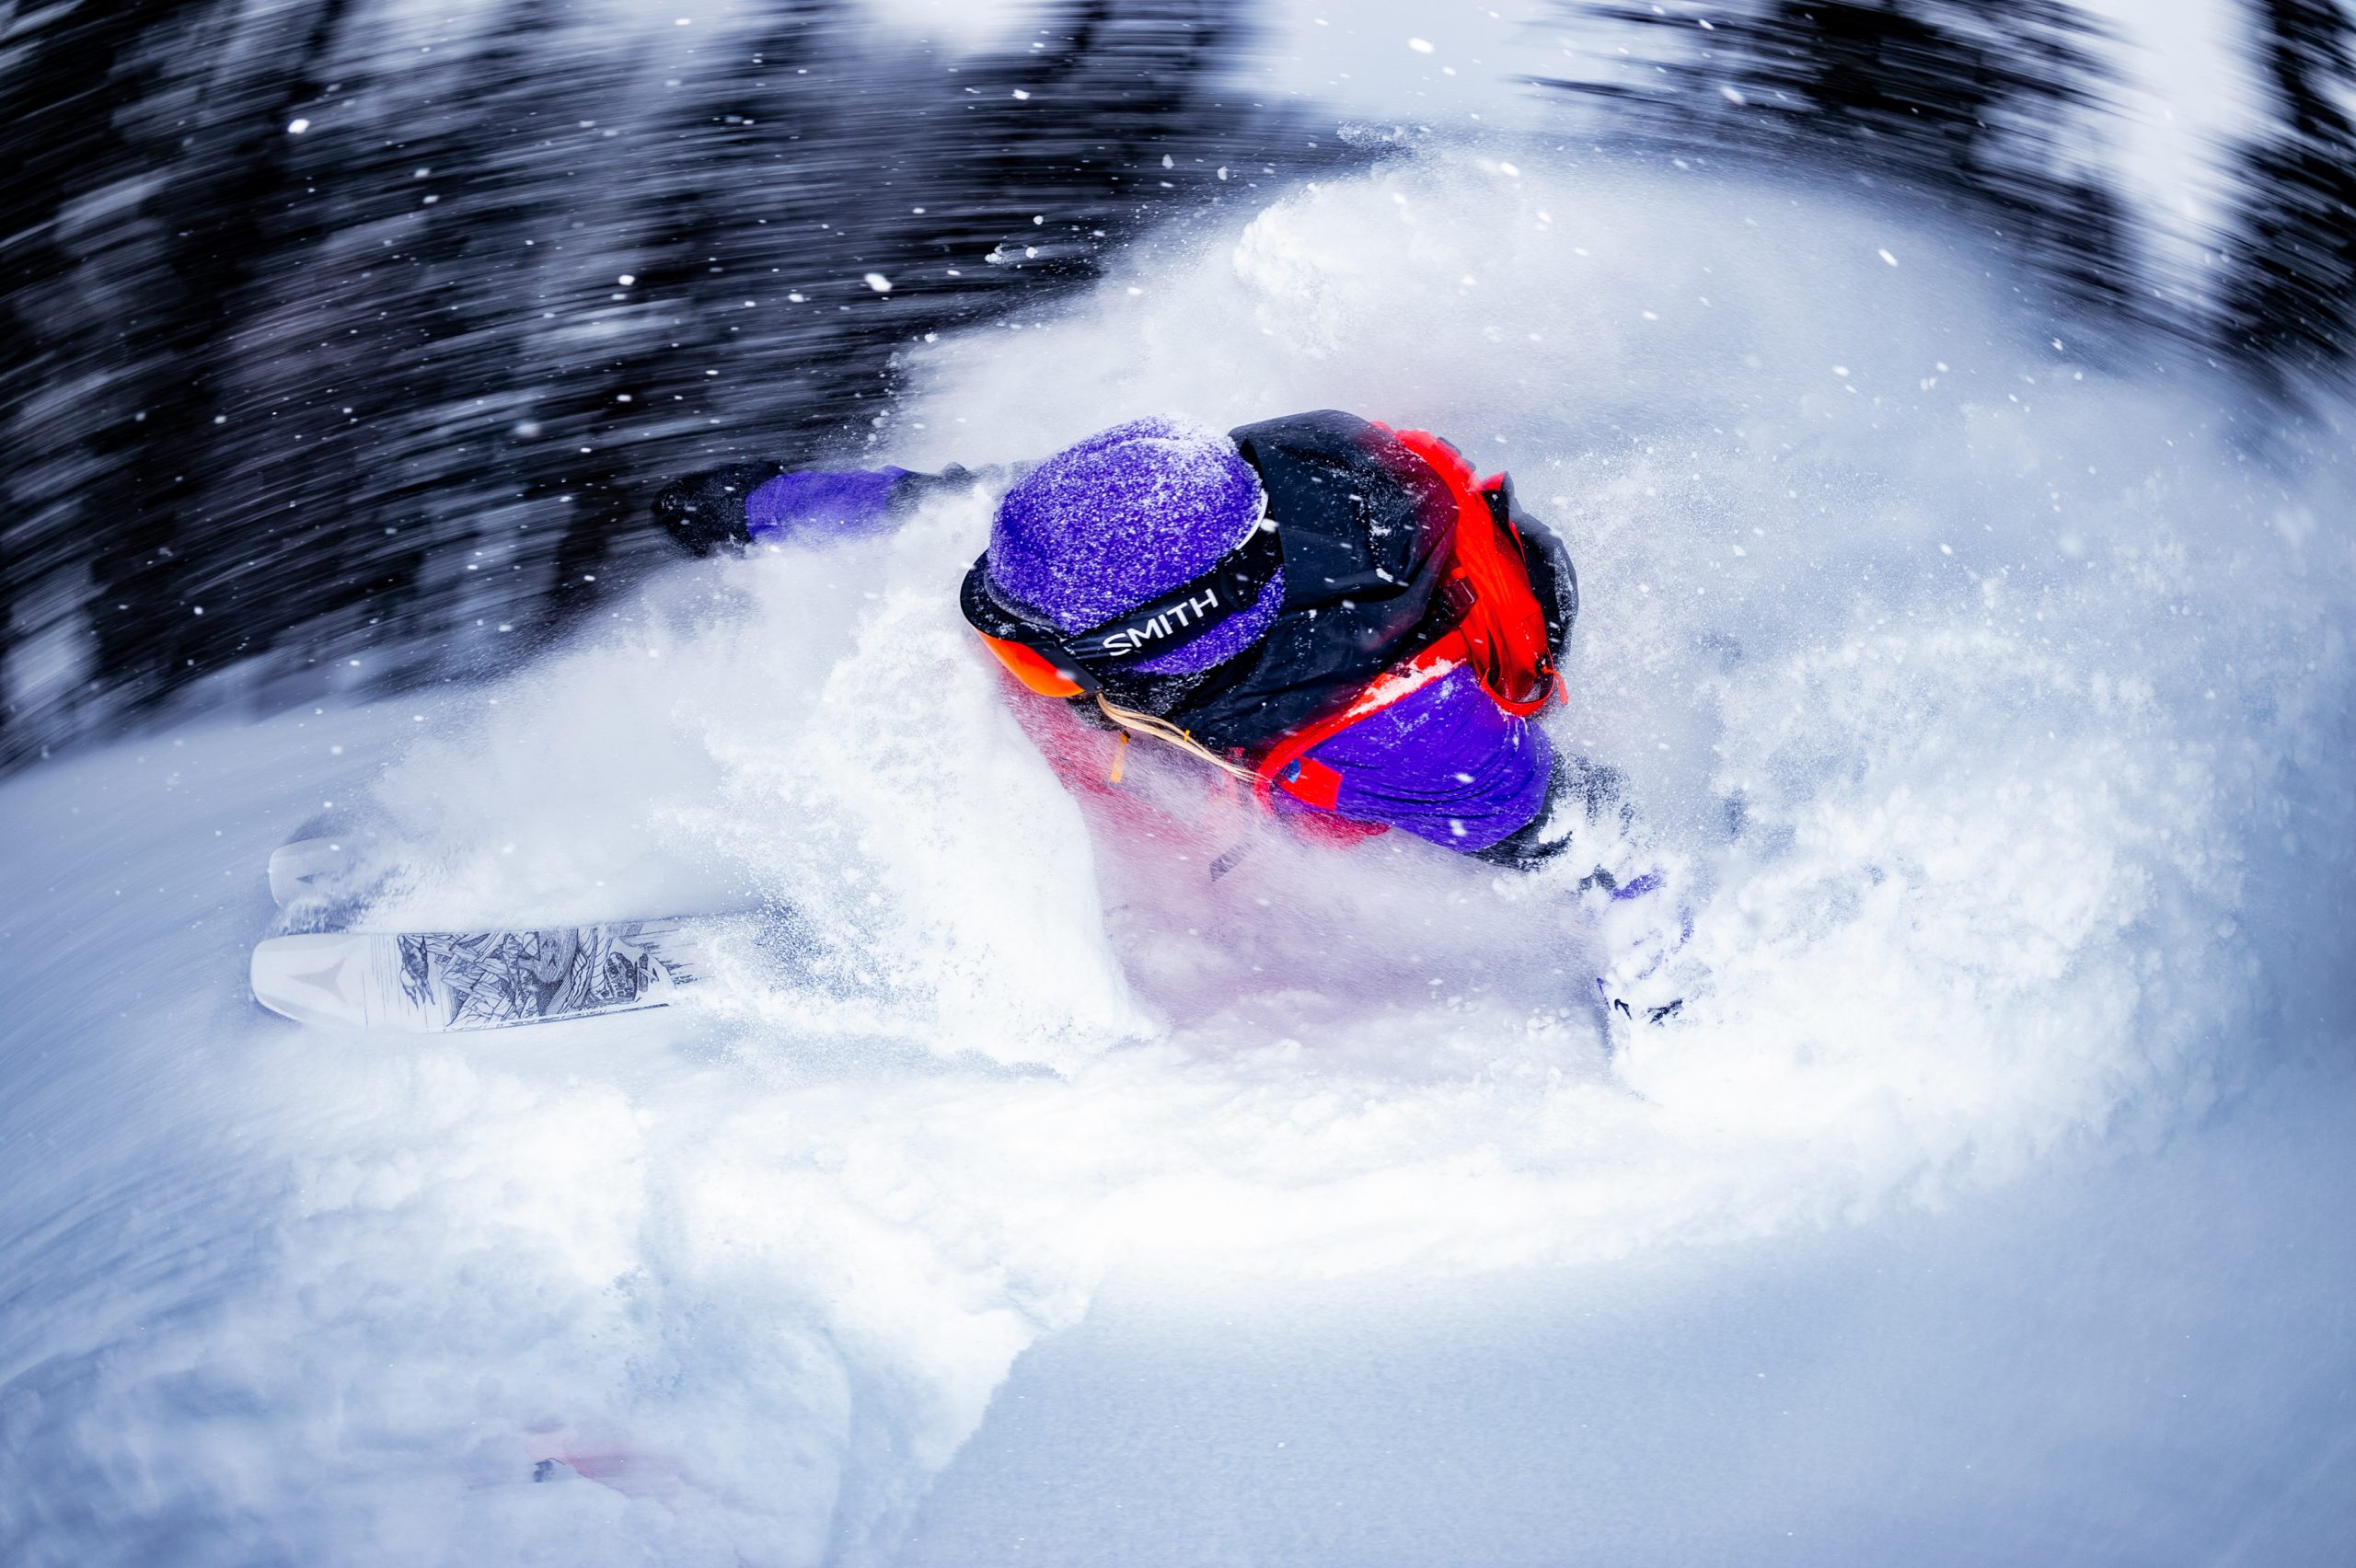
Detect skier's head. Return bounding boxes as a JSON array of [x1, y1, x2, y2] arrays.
[[983, 417, 1281, 675]]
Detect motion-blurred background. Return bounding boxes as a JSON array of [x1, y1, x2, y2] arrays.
[[6, 9, 2356, 1565], [3, 0, 2349, 767]]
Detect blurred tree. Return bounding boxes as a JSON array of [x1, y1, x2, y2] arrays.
[[0, 0, 1345, 767], [2214, 0, 2356, 403], [0, 0, 227, 740], [1535, 1, 2140, 322]]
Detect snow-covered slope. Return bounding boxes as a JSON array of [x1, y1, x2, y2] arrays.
[[2, 149, 2351, 1565]]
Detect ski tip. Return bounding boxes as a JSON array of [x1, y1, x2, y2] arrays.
[[267, 837, 359, 907], [251, 932, 379, 1030]]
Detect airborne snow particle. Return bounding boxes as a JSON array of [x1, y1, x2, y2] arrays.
[[286, 118, 310, 134], [1408, 38, 1435, 53], [864, 272, 893, 294], [1878, 248, 1899, 266]]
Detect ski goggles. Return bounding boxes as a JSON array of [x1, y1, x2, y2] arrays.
[[959, 521, 1283, 698]]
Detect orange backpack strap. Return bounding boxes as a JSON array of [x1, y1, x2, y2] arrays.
[[1381, 426, 1561, 717]]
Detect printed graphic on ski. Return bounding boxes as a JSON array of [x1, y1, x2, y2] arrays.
[[251, 918, 723, 1032]]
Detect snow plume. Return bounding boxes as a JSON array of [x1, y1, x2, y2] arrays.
[[2, 149, 2351, 1564]]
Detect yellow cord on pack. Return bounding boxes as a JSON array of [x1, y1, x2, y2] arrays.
[[1092, 695, 1256, 782]]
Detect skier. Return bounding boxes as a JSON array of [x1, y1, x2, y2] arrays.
[[655, 411, 1696, 1030]]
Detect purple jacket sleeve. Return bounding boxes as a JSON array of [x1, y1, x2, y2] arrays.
[[745, 467, 914, 541]]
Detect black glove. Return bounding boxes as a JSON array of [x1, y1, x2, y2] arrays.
[[653, 462, 787, 555]]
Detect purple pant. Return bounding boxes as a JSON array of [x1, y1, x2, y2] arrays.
[[1270, 664, 1553, 853]]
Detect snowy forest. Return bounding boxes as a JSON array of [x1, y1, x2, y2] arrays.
[[3, 0, 2350, 764]]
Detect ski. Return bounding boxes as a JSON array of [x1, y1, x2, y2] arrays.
[[250, 918, 726, 1032], [267, 836, 360, 906]]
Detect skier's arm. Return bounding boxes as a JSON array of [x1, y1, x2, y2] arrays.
[[653, 463, 979, 554]]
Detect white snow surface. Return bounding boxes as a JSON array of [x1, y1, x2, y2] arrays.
[[3, 152, 2353, 1564]]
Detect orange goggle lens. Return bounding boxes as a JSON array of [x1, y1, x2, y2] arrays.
[[977, 632, 1083, 698]]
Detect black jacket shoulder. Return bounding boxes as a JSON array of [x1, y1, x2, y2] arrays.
[[1227, 409, 1456, 610]]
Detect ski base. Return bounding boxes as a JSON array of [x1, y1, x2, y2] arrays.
[[251, 919, 716, 1032]]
